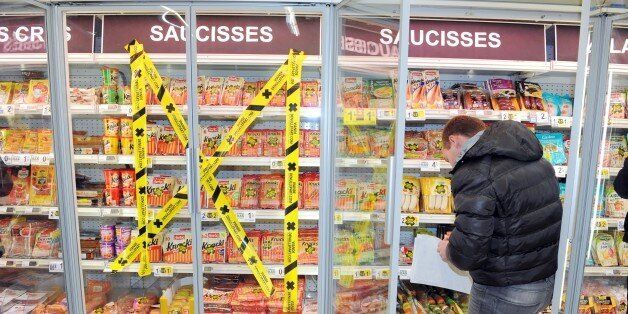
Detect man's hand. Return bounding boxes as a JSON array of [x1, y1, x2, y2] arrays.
[[437, 238, 449, 262]]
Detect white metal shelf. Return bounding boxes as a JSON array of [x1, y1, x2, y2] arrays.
[[609, 118, 628, 129], [0, 258, 62, 270], [0, 153, 54, 166], [584, 266, 628, 277], [400, 213, 456, 227], [73, 155, 320, 168], [592, 217, 624, 231], [77, 207, 320, 221], [0, 206, 58, 216]]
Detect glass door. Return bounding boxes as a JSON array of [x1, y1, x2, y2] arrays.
[[0, 1, 70, 312], [192, 6, 323, 313], [60, 7, 196, 312], [332, 1, 402, 312]]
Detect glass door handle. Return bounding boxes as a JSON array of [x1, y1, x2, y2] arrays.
[[384, 156, 395, 245]]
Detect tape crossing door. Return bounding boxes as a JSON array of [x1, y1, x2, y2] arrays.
[[283, 50, 304, 312]]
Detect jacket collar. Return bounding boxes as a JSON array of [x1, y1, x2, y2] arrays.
[[451, 130, 484, 174]]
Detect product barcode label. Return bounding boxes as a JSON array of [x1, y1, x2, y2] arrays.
[[236, 211, 256, 223], [2, 154, 31, 166], [377, 108, 395, 119], [99, 155, 119, 164], [120, 105, 133, 116], [550, 116, 572, 128], [333, 267, 340, 279], [554, 166, 568, 178], [154, 265, 174, 277], [499, 111, 523, 122], [375, 268, 390, 280], [529, 111, 550, 124], [0, 105, 15, 116], [406, 109, 426, 121], [343, 108, 377, 126], [419, 160, 441, 172], [48, 209, 60, 220], [270, 159, 284, 170], [49, 261, 63, 273]]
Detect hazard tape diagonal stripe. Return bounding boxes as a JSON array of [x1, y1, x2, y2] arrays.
[[109, 40, 304, 299], [284, 50, 304, 312]]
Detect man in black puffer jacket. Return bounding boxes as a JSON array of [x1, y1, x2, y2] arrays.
[[436, 116, 561, 314]]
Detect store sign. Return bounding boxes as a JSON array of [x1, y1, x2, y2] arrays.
[[0, 15, 94, 54], [555, 25, 628, 64], [102, 15, 320, 54], [342, 19, 546, 61]]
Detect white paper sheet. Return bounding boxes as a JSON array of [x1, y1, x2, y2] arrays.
[[410, 234, 473, 294]]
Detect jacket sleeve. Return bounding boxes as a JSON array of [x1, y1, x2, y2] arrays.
[[614, 158, 628, 199], [447, 171, 497, 271], [0, 159, 12, 198]]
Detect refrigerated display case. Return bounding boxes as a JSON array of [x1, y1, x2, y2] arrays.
[[564, 13, 628, 314], [0, 2, 73, 313]]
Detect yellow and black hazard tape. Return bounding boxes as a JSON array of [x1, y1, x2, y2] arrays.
[[283, 49, 303, 312], [110, 40, 305, 299], [127, 42, 151, 277]]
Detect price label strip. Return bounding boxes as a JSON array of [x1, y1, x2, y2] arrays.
[[110, 41, 305, 299], [128, 42, 151, 277]]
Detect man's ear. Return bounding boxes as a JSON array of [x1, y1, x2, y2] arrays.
[[448, 135, 458, 148]]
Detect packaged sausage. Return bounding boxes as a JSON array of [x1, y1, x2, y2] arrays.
[[5, 167, 30, 205], [240, 175, 260, 209], [0, 217, 25, 249], [241, 81, 257, 106], [591, 232, 618, 267], [346, 127, 370, 157], [419, 177, 452, 214], [115, 224, 132, 246], [300, 129, 320, 157], [263, 130, 283, 157], [605, 182, 628, 219], [456, 83, 491, 110], [146, 122, 159, 155], [121, 188, 135, 206], [226, 231, 261, 263], [368, 79, 394, 109], [442, 89, 462, 110], [221, 77, 245, 106], [69, 87, 99, 105], [603, 135, 627, 168], [163, 227, 193, 263], [488, 78, 520, 111], [543, 92, 573, 117], [299, 229, 319, 264], [369, 128, 393, 158], [148, 233, 163, 263], [536, 132, 568, 166], [204, 77, 224, 106], [31, 228, 60, 258], [241, 130, 264, 157], [301, 172, 319, 210], [37, 129, 53, 154], [404, 131, 428, 159], [408, 71, 424, 109], [425, 130, 444, 160], [120, 137, 133, 155], [22, 131, 39, 153], [147, 175, 179, 207], [119, 117, 133, 137], [197, 76, 206, 105], [200, 125, 221, 156], [158, 126, 179, 156], [357, 182, 386, 212], [10, 82, 29, 105], [104, 188, 121, 207], [301, 80, 319, 107], [29, 165, 56, 206], [341, 77, 366, 108], [335, 178, 357, 211], [207, 178, 242, 209], [592, 296, 618, 314], [201, 228, 227, 263], [103, 169, 121, 188], [169, 78, 187, 105], [516, 81, 546, 111], [261, 231, 283, 263], [266, 80, 286, 107], [0, 82, 12, 104], [27, 79, 50, 104], [419, 70, 444, 109], [4, 130, 26, 153], [102, 136, 120, 155], [401, 176, 421, 213], [259, 174, 283, 209], [337, 127, 348, 157]]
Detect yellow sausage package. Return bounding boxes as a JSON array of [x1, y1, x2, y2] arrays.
[[591, 232, 618, 267], [419, 177, 452, 214], [605, 182, 628, 219], [29, 165, 56, 206], [401, 176, 421, 213], [357, 182, 386, 212], [614, 231, 628, 266]]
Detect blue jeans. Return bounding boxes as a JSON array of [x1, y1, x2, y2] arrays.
[[469, 275, 555, 314]]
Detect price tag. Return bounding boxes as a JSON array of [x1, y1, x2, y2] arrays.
[[154, 265, 174, 277], [377, 108, 396, 119], [267, 265, 284, 277], [0, 260, 6, 267], [42, 105, 52, 116], [353, 267, 373, 279], [333, 267, 340, 279], [2, 154, 31, 166], [147, 208, 155, 220], [600, 168, 610, 179], [334, 213, 343, 224], [450, 109, 467, 116], [98, 104, 120, 114], [402, 214, 420, 227], [201, 211, 218, 222], [31, 154, 51, 165], [529, 112, 550, 124], [0, 104, 15, 116], [375, 268, 390, 280], [236, 211, 256, 223], [4, 206, 14, 213], [617, 219, 624, 231], [49, 261, 63, 273], [596, 218, 608, 231], [22, 206, 33, 214], [406, 109, 426, 121], [554, 166, 567, 178], [550, 116, 572, 128], [48, 208, 60, 220], [98, 155, 119, 164], [120, 105, 133, 116], [399, 268, 409, 279], [419, 160, 441, 172], [343, 108, 377, 126], [499, 111, 523, 122], [270, 159, 284, 170]]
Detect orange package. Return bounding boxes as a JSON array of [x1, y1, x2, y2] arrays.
[[197, 76, 206, 105], [263, 130, 283, 157], [259, 174, 283, 209], [4, 130, 26, 153], [261, 231, 283, 263], [221, 77, 245, 106], [37, 129, 53, 154], [240, 175, 260, 209], [299, 229, 319, 264], [28, 79, 50, 104], [260, 80, 286, 107], [6, 167, 30, 205], [207, 178, 242, 209], [148, 233, 163, 263], [204, 77, 224, 106], [147, 122, 159, 155], [120, 169, 135, 188], [104, 188, 121, 206], [10, 82, 29, 105], [201, 125, 221, 156], [29, 165, 56, 206], [147, 175, 178, 207], [169, 78, 188, 105], [22, 131, 39, 153], [300, 130, 320, 157], [341, 77, 365, 108], [346, 127, 370, 157], [301, 81, 319, 107], [158, 126, 178, 155], [241, 81, 257, 106], [301, 172, 319, 210], [335, 178, 357, 211], [162, 227, 193, 263], [226, 231, 261, 264], [241, 130, 264, 157], [0, 82, 12, 104], [201, 228, 227, 263]]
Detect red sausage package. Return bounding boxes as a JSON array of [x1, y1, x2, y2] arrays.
[[162, 227, 193, 263], [263, 130, 283, 157], [240, 175, 260, 209], [259, 174, 283, 209], [241, 130, 264, 157], [226, 230, 262, 263], [261, 231, 283, 263], [201, 228, 227, 263], [301, 172, 320, 210]]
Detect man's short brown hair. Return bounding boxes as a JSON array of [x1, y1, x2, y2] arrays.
[[442, 116, 487, 148]]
